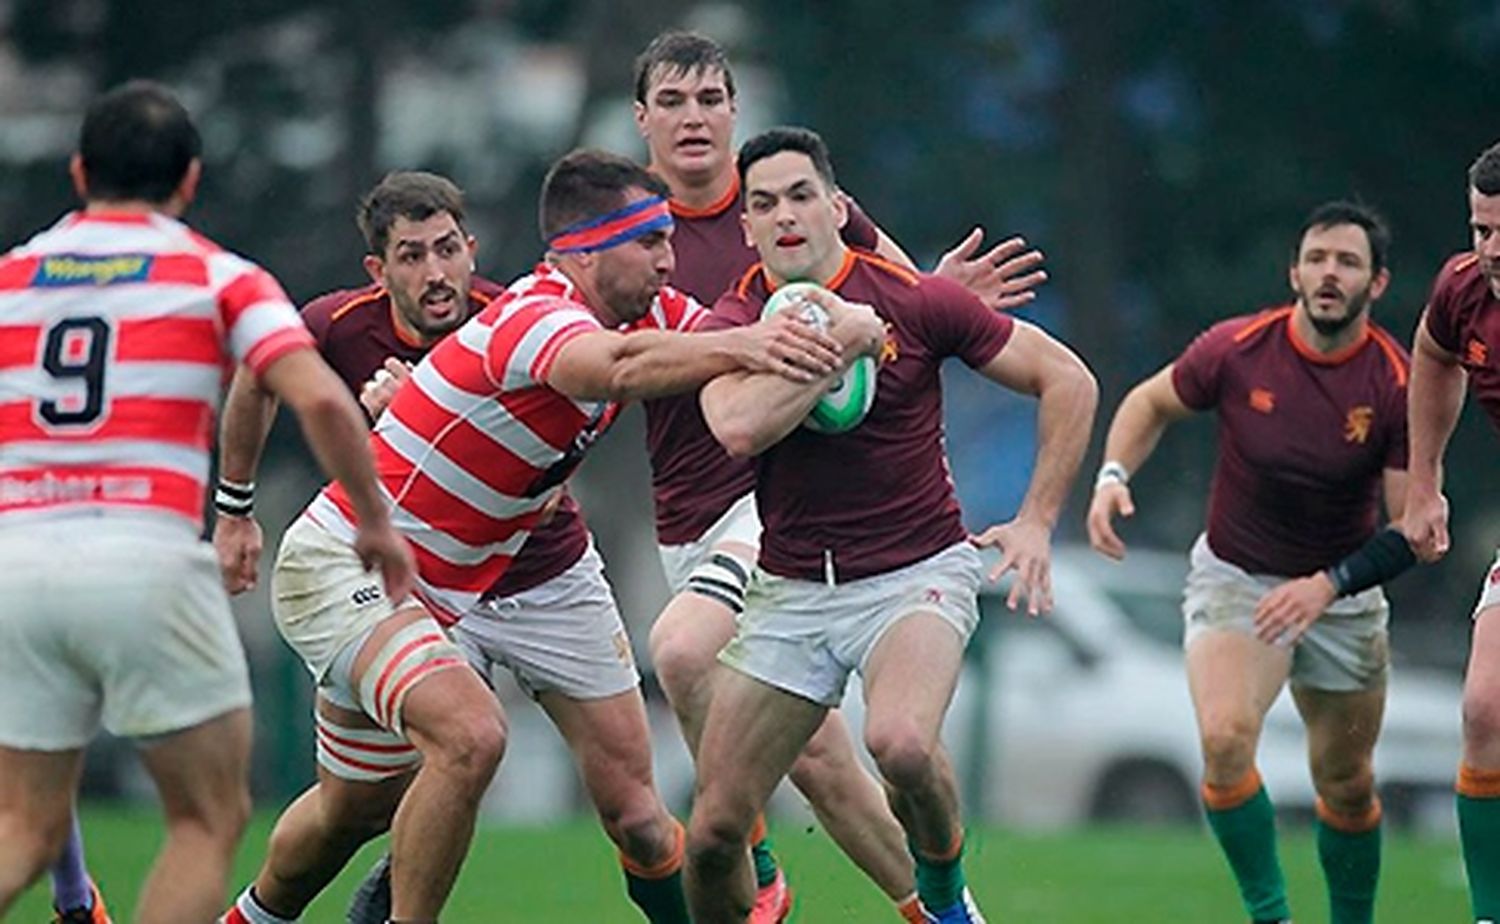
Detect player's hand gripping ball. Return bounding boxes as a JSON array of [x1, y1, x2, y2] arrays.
[[760, 282, 877, 434]]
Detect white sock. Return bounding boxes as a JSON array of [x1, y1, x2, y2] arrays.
[[234, 886, 297, 924]]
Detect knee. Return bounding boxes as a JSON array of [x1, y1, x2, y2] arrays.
[[0, 810, 70, 882], [1312, 761, 1376, 816], [1463, 689, 1500, 748], [649, 623, 714, 704], [685, 808, 750, 879], [426, 711, 506, 790], [597, 789, 674, 861], [865, 720, 938, 792], [1198, 717, 1259, 778]]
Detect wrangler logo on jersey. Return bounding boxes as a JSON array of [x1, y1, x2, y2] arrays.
[[1343, 406, 1374, 444], [879, 323, 899, 365], [1248, 388, 1276, 413], [1468, 337, 1489, 368], [33, 254, 152, 287]]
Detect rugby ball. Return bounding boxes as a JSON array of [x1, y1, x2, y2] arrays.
[[760, 282, 877, 434]]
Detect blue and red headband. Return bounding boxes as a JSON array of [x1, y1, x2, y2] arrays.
[[548, 196, 673, 254]]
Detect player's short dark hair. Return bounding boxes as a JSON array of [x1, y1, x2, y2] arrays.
[[1295, 200, 1391, 274], [78, 80, 201, 204], [357, 171, 468, 255], [633, 30, 735, 103], [539, 149, 671, 242], [1468, 141, 1500, 197], [737, 126, 838, 191]]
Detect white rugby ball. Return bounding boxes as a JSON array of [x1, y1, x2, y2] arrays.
[[760, 282, 877, 434]]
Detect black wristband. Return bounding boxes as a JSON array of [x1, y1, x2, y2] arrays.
[[1325, 528, 1417, 597], [214, 478, 255, 517]]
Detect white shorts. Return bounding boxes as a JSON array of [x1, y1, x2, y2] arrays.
[[1182, 534, 1390, 692], [274, 516, 465, 742], [454, 543, 639, 700], [0, 516, 251, 749], [719, 541, 984, 706], [1473, 549, 1500, 619], [657, 492, 761, 595]]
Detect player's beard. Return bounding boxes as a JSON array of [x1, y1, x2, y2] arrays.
[[1302, 284, 1373, 337], [394, 285, 466, 341]]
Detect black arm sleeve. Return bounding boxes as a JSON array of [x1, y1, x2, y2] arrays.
[[1325, 528, 1418, 597]]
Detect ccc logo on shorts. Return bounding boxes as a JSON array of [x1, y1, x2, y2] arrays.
[[350, 584, 382, 607]]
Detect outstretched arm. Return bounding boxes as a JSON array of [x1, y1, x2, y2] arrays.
[[968, 321, 1099, 614], [1085, 364, 1195, 561], [546, 311, 843, 404]]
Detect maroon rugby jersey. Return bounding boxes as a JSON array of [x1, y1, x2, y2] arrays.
[[1171, 306, 1409, 577], [705, 250, 1013, 582], [643, 175, 880, 544], [1423, 252, 1500, 434], [301, 278, 589, 595]]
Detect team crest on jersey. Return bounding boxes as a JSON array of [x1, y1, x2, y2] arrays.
[[879, 324, 899, 365], [33, 254, 152, 287], [1343, 406, 1374, 444], [1468, 338, 1489, 368], [1248, 388, 1276, 414]]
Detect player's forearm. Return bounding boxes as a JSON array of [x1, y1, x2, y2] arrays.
[[1406, 343, 1466, 491], [701, 370, 832, 458], [219, 364, 279, 483], [1101, 383, 1177, 478], [1015, 360, 1098, 527], [599, 329, 747, 401]]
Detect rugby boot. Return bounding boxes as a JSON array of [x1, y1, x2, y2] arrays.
[[52, 881, 111, 924], [748, 868, 792, 923], [923, 887, 987, 924], [346, 853, 393, 924]]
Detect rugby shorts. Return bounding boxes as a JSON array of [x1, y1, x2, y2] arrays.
[[455, 542, 638, 700], [1472, 548, 1500, 620], [657, 491, 760, 596], [1182, 533, 1390, 692], [0, 515, 251, 749], [718, 540, 984, 706]]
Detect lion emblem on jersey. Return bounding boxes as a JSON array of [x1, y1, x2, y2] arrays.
[[1343, 406, 1374, 444]]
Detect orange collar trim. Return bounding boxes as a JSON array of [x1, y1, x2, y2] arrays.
[[763, 250, 857, 295], [669, 173, 740, 219], [1285, 310, 1370, 366]]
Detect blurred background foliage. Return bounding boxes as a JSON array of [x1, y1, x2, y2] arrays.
[[2, 0, 1497, 796]]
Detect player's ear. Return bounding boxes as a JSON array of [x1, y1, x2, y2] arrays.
[[1369, 266, 1391, 301], [633, 100, 648, 137], [362, 253, 386, 287], [466, 234, 478, 272], [741, 213, 754, 249], [831, 187, 850, 230], [68, 153, 88, 200]]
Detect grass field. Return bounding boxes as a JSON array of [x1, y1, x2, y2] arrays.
[[10, 806, 1470, 921]]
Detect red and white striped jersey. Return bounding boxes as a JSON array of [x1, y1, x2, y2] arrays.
[[0, 210, 313, 530], [304, 263, 617, 625]]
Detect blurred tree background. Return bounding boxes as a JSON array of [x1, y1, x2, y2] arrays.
[[2, 0, 1497, 797]]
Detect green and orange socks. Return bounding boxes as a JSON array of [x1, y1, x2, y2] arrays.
[[1203, 768, 1291, 922], [1315, 796, 1382, 924], [1459, 763, 1500, 921], [913, 832, 968, 915], [620, 819, 691, 924], [749, 813, 780, 890]]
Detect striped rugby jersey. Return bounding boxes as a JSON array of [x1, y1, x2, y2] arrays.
[[304, 263, 623, 625], [0, 210, 313, 530]]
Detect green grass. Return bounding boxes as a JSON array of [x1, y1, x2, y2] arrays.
[[11, 806, 1470, 921]]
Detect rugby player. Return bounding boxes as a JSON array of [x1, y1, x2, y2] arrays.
[[0, 80, 411, 924], [1089, 201, 1414, 924], [1400, 140, 1500, 924], [685, 126, 1096, 924]]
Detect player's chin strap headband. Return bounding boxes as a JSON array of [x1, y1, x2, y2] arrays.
[[548, 196, 673, 254]]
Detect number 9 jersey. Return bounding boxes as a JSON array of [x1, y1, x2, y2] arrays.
[[0, 210, 314, 530]]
